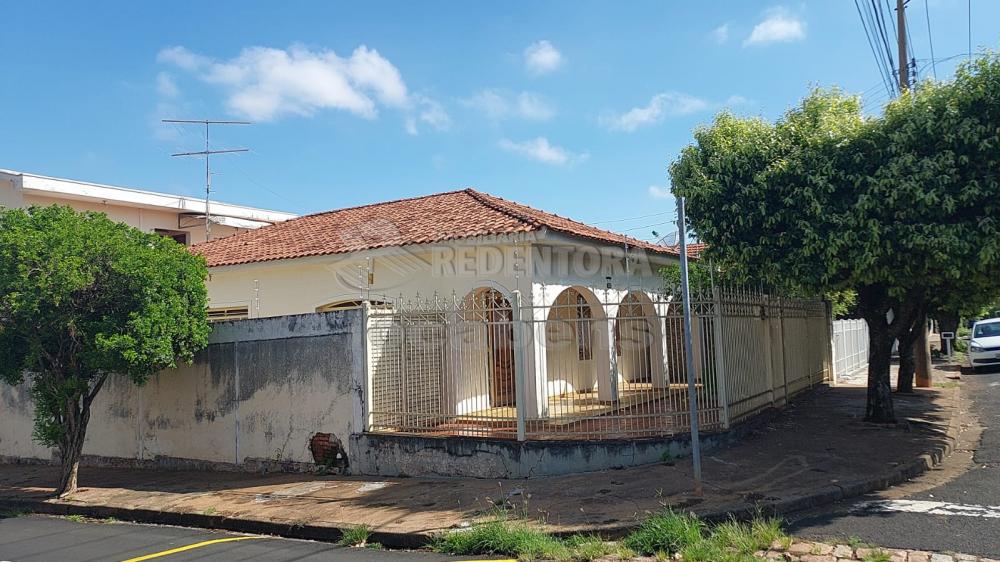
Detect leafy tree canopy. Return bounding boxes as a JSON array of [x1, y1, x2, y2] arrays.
[[0, 205, 209, 493], [670, 54, 1000, 421]]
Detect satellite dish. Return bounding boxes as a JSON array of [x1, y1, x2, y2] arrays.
[[657, 231, 679, 246]]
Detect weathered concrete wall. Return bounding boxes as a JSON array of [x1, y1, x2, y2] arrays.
[[350, 404, 784, 479], [0, 310, 363, 472]]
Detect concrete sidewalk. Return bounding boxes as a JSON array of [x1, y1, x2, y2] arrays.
[[0, 384, 961, 547]]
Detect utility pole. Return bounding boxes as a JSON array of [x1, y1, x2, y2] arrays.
[[163, 119, 250, 240], [897, 0, 909, 92], [677, 196, 703, 496]]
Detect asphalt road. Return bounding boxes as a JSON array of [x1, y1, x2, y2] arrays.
[[0, 514, 460, 562], [786, 366, 1000, 558]]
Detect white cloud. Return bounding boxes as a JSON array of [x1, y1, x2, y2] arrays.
[[158, 44, 411, 122], [524, 40, 564, 75], [499, 137, 584, 166], [648, 185, 672, 199], [157, 46, 210, 71], [465, 89, 555, 121], [406, 94, 452, 135], [156, 72, 179, 98], [601, 92, 709, 132], [710, 23, 730, 44], [724, 94, 752, 106], [744, 8, 806, 46]]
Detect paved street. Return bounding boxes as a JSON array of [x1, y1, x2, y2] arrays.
[[787, 367, 1000, 559], [0, 514, 457, 562]]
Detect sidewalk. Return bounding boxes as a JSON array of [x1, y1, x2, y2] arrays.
[[0, 383, 960, 547]]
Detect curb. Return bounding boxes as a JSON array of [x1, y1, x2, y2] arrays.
[[0, 498, 434, 549], [0, 388, 963, 549]]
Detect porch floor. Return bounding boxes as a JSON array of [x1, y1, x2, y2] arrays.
[[376, 382, 720, 440]]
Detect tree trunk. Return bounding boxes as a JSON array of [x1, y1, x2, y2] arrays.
[[914, 314, 932, 387], [859, 285, 896, 423], [865, 325, 896, 422], [56, 433, 83, 497], [858, 285, 927, 423], [896, 329, 916, 393], [55, 402, 89, 497], [54, 374, 104, 497]]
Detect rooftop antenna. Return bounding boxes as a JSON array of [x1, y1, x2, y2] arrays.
[[162, 119, 250, 240]]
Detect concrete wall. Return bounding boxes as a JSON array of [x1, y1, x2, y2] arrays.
[[0, 311, 364, 472], [350, 403, 783, 479]]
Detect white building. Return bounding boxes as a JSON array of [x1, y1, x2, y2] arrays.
[[194, 188, 686, 427], [0, 169, 296, 246]]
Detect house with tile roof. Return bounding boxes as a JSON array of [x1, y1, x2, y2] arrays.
[[194, 188, 685, 414], [195, 188, 680, 319]]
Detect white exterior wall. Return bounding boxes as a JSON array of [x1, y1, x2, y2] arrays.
[[0, 170, 292, 244], [21, 193, 244, 244], [206, 238, 538, 318]]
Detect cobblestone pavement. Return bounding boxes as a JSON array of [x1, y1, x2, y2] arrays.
[[751, 539, 998, 562]]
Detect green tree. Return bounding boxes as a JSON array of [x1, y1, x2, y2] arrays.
[[0, 206, 210, 495], [670, 55, 1000, 422]]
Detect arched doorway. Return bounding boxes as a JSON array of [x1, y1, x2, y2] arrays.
[[545, 287, 612, 400], [464, 288, 516, 408], [615, 292, 653, 385]]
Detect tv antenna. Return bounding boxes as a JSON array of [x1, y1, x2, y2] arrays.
[[162, 119, 250, 240]]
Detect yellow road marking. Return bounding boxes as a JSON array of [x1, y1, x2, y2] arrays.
[[120, 536, 262, 562]]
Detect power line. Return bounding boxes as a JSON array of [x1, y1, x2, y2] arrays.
[[855, 0, 895, 97], [924, 0, 938, 79], [871, 0, 899, 91], [590, 210, 675, 225]]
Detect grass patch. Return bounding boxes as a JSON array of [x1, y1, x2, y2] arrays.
[[934, 381, 959, 389], [622, 510, 704, 556], [202, 507, 217, 516], [432, 511, 788, 562], [862, 549, 891, 562], [65, 514, 86, 523], [338, 524, 373, 547], [562, 534, 618, 561], [432, 517, 569, 561], [622, 510, 787, 561]]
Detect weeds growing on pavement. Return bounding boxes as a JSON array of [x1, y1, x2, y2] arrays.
[[431, 509, 788, 561], [861, 549, 891, 562], [338, 524, 373, 547], [622, 509, 704, 555], [847, 535, 876, 549], [431, 516, 569, 560], [65, 514, 86, 523]]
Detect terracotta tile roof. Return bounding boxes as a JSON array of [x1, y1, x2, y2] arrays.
[[670, 242, 708, 259], [193, 188, 680, 267]]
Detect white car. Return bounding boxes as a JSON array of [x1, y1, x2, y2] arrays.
[[968, 317, 1000, 372]]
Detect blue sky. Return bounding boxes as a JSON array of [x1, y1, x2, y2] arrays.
[[2, 1, 997, 242]]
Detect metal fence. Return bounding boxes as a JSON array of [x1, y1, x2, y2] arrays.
[[832, 318, 869, 383], [364, 287, 831, 441]]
